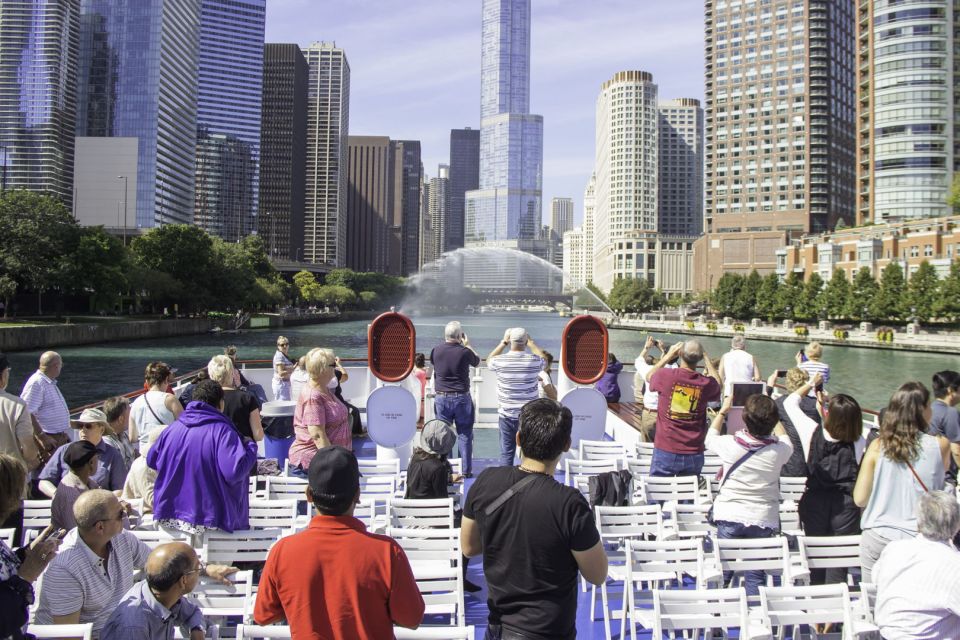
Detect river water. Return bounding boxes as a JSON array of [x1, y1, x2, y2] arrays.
[[4, 312, 955, 411]]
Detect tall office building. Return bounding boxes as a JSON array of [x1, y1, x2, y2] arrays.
[[658, 99, 704, 236], [550, 197, 573, 237], [582, 173, 596, 286], [447, 127, 480, 252], [464, 0, 544, 247], [304, 42, 350, 265], [76, 0, 201, 227], [419, 173, 435, 268], [193, 0, 265, 241], [429, 165, 450, 258], [856, 0, 958, 224], [0, 1, 80, 203], [259, 43, 307, 261], [562, 227, 586, 292], [696, 0, 857, 287], [394, 140, 422, 276]]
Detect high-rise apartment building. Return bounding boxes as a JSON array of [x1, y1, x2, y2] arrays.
[[304, 42, 349, 265], [582, 173, 596, 286], [856, 0, 958, 224], [658, 99, 704, 236], [193, 0, 265, 242], [259, 43, 308, 261], [447, 128, 480, 253], [0, 1, 80, 203], [429, 165, 450, 258], [464, 0, 544, 247], [344, 136, 421, 275], [551, 197, 574, 237], [562, 227, 585, 292], [76, 0, 201, 227], [419, 173, 435, 268]]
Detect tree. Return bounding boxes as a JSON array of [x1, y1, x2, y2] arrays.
[[315, 284, 356, 308], [755, 273, 781, 321], [907, 260, 939, 323], [796, 272, 825, 321], [948, 174, 960, 214], [847, 267, 880, 321], [872, 261, 906, 321], [775, 272, 804, 320], [733, 270, 763, 319], [0, 190, 79, 311], [293, 270, 322, 303], [131, 225, 216, 310], [936, 259, 960, 321], [63, 227, 130, 311], [607, 277, 655, 314], [325, 268, 357, 290], [821, 269, 851, 320], [711, 273, 743, 317]]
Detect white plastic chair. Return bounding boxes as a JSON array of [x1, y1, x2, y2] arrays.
[[857, 582, 878, 624], [188, 569, 254, 620], [625, 456, 652, 480], [248, 475, 262, 499], [652, 587, 771, 640], [394, 627, 476, 639], [700, 452, 723, 479], [21, 499, 52, 546], [669, 503, 716, 540], [248, 499, 299, 532], [353, 497, 378, 531], [263, 476, 309, 505], [715, 536, 798, 598], [133, 528, 190, 550], [359, 475, 398, 503], [236, 625, 292, 639], [796, 534, 862, 585], [27, 624, 93, 640], [564, 458, 619, 486], [201, 528, 284, 564], [387, 498, 455, 529], [414, 564, 465, 627], [758, 583, 879, 639], [638, 475, 705, 508], [778, 501, 803, 535], [0, 527, 15, 547], [387, 527, 461, 575], [779, 476, 807, 503], [580, 439, 628, 462], [357, 458, 401, 478]]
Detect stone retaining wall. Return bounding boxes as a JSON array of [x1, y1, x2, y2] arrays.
[[0, 319, 214, 352]]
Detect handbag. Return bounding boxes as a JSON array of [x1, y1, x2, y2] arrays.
[[706, 445, 768, 525]]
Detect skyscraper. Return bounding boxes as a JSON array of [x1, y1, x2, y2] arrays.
[[419, 173, 434, 268], [464, 0, 543, 246], [856, 0, 958, 224], [658, 98, 704, 236], [76, 0, 201, 227], [430, 165, 450, 259], [582, 173, 596, 286], [0, 0, 80, 203], [193, 0, 265, 242], [550, 197, 573, 237], [447, 127, 480, 253], [394, 140, 422, 276], [259, 43, 308, 261], [303, 42, 350, 266]]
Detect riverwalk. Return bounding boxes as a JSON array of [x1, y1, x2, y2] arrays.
[[610, 314, 960, 355]]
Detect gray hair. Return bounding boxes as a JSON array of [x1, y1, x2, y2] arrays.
[[74, 489, 118, 530], [681, 339, 704, 366], [207, 354, 234, 387], [916, 490, 960, 542], [731, 335, 746, 350], [444, 321, 463, 341]]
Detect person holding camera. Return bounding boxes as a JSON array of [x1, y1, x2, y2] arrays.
[[430, 321, 481, 477], [487, 328, 548, 467]]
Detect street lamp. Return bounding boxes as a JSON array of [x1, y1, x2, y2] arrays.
[[117, 175, 128, 243]]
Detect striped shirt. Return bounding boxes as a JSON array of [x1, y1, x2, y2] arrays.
[[36, 528, 151, 637], [798, 360, 830, 389], [21, 370, 70, 434], [487, 351, 544, 418]]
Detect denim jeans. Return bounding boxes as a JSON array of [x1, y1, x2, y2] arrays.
[[434, 393, 475, 475], [715, 520, 777, 596], [649, 448, 705, 477], [498, 415, 520, 467]]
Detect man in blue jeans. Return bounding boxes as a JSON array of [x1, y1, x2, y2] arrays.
[[644, 340, 722, 476], [486, 328, 547, 466], [430, 321, 481, 476]]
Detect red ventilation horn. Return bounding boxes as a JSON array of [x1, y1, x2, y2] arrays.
[[561, 315, 609, 385], [368, 312, 416, 382]]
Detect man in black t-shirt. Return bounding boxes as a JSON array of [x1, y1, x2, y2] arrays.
[[430, 321, 481, 477], [462, 399, 608, 640]]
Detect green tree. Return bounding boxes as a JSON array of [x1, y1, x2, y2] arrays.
[[755, 273, 782, 321], [733, 270, 762, 319], [776, 272, 804, 320], [316, 284, 356, 308], [907, 260, 939, 323], [847, 267, 880, 321], [821, 269, 851, 320], [711, 273, 744, 317], [607, 277, 655, 313], [64, 227, 130, 311], [872, 261, 906, 321], [796, 272, 825, 321], [586, 280, 607, 303], [358, 291, 378, 309], [935, 259, 960, 321], [131, 225, 216, 310], [0, 190, 79, 311], [948, 174, 960, 214], [293, 270, 322, 302], [325, 268, 357, 290]]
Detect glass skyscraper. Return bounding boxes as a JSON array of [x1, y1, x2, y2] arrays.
[[0, 1, 80, 203], [193, 0, 265, 241], [464, 0, 543, 245], [447, 127, 480, 253], [76, 0, 201, 227]]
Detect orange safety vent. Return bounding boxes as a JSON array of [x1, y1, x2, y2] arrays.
[[367, 312, 416, 382], [561, 315, 609, 385]]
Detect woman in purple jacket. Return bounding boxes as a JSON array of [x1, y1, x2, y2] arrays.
[[147, 379, 258, 534], [596, 353, 623, 404]]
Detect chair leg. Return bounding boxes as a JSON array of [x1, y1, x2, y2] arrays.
[[601, 580, 612, 640], [590, 582, 597, 620]]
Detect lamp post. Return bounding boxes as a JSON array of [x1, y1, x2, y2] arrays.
[[117, 175, 128, 243]]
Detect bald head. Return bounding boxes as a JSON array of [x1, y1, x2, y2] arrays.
[[39, 351, 62, 378], [146, 542, 199, 592], [681, 340, 704, 367], [73, 489, 119, 530]]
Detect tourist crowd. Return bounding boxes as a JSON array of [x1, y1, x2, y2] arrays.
[[0, 327, 958, 639]]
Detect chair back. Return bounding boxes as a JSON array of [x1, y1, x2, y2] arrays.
[[0, 527, 15, 547], [132, 528, 190, 550], [859, 582, 878, 623], [640, 475, 703, 505], [595, 504, 664, 543], [21, 499, 52, 546], [758, 583, 853, 630], [652, 588, 754, 637], [188, 570, 254, 619], [716, 536, 792, 581], [671, 503, 716, 539], [779, 476, 807, 502], [626, 456, 652, 479], [564, 458, 619, 486], [580, 439, 627, 462], [387, 527, 461, 571], [700, 453, 723, 479], [359, 475, 398, 502], [357, 458, 401, 478], [626, 538, 707, 586], [27, 624, 94, 640], [799, 534, 862, 571], [393, 626, 476, 639], [778, 501, 802, 535], [248, 499, 299, 531], [388, 497, 455, 529], [201, 528, 284, 564], [236, 625, 292, 639], [264, 476, 309, 504], [354, 498, 377, 530], [414, 564, 464, 627]]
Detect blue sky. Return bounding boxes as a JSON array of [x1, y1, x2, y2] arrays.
[[265, 0, 704, 226]]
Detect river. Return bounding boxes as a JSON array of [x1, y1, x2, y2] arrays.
[[4, 312, 956, 411]]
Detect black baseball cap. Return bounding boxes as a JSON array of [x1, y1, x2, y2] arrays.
[[308, 446, 361, 500], [64, 440, 99, 469]]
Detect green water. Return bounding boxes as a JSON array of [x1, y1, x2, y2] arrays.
[[4, 312, 956, 412]]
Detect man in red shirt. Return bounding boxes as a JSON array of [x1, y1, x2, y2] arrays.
[[254, 446, 425, 638], [645, 339, 722, 476]]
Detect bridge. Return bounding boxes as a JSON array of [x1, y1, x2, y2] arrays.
[[468, 290, 573, 308], [269, 259, 331, 276]]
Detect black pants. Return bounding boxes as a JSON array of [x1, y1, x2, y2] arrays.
[[798, 489, 861, 585]]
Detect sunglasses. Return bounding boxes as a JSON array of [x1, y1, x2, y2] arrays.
[[98, 509, 125, 524]]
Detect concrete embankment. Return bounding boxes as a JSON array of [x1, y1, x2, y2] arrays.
[[0, 318, 215, 352]]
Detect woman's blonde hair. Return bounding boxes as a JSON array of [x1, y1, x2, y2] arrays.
[[207, 354, 235, 387], [305, 348, 335, 382], [807, 341, 823, 359], [785, 367, 810, 392]]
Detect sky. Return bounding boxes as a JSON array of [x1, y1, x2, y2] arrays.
[[265, 0, 705, 227]]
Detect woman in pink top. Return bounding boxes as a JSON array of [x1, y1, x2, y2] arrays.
[[288, 348, 351, 473], [413, 352, 428, 425]]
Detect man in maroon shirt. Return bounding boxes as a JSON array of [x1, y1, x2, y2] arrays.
[[645, 339, 722, 476], [254, 446, 425, 638]]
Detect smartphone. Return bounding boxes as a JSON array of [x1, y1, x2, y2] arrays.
[[799, 349, 808, 362], [775, 369, 787, 378]]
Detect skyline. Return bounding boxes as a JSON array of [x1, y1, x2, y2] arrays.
[[264, 0, 705, 227]]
